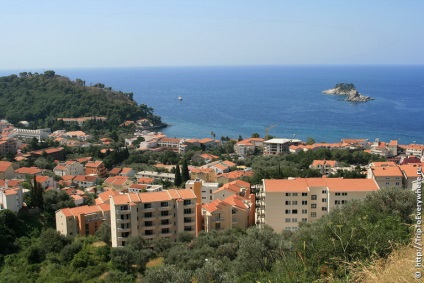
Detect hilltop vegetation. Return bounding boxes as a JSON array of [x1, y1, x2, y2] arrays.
[[0, 71, 164, 128]]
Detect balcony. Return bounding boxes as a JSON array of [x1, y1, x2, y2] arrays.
[[184, 212, 195, 217], [117, 218, 131, 224], [117, 227, 131, 232], [143, 234, 156, 240], [212, 218, 224, 222], [158, 205, 172, 211], [116, 209, 131, 215], [184, 202, 196, 209], [160, 232, 173, 237], [158, 214, 172, 220]]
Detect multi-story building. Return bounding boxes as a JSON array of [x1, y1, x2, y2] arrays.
[[189, 167, 217, 182], [11, 128, 51, 141], [103, 176, 132, 191], [157, 137, 182, 153], [263, 138, 302, 155], [0, 186, 23, 213], [56, 203, 111, 237], [367, 165, 403, 189], [30, 147, 65, 161], [14, 166, 43, 179], [310, 160, 338, 175], [185, 179, 219, 204], [0, 138, 17, 156], [406, 144, 424, 158], [234, 138, 264, 156], [85, 161, 107, 178], [110, 189, 197, 247], [258, 178, 379, 232], [399, 163, 424, 191], [53, 160, 85, 176]]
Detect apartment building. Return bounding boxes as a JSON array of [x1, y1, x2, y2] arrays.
[[136, 171, 175, 183], [103, 176, 132, 191], [189, 167, 217, 182], [85, 161, 107, 178], [110, 189, 197, 247], [234, 138, 264, 156], [0, 138, 17, 156], [157, 137, 182, 153], [367, 165, 403, 189], [263, 138, 302, 155], [399, 163, 424, 191], [53, 160, 85, 176], [185, 179, 220, 204], [0, 186, 23, 213], [56, 203, 111, 237], [258, 178, 379, 232]]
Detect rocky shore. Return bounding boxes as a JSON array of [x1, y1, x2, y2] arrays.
[[322, 83, 374, 102]]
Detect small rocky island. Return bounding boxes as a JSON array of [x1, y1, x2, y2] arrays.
[[322, 83, 373, 102]]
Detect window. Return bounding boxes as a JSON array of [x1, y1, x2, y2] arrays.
[[285, 210, 291, 214], [161, 201, 169, 207], [302, 193, 308, 196], [302, 200, 307, 205], [396, 182, 400, 186], [184, 217, 192, 223], [145, 230, 153, 235], [302, 209, 307, 214], [311, 195, 317, 200], [322, 198, 327, 203], [335, 200, 341, 205], [302, 218, 307, 222], [342, 192, 347, 196], [292, 193, 298, 196], [285, 201, 291, 205], [285, 193, 291, 196], [184, 199, 191, 205], [144, 221, 153, 227], [322, 207, 327, 211], [292, 209, 298, 214], [335, 192, 341, 196], [161, 219, 169, 225], [322, 190, 327, 194], [292, 218, 298, 223], [161, 211, 169, 216], [285, 218, 291, 223], [342, 200, 348, 204], [144, 212, 152, 218], [144, 203, 152, 209], [184, 226, 192, 231], [292, 201, 298, 205], [120, 205, 129, 210], [311, 212, 317, 218], [311, 204, 317, 208], [184, 208, 192, 214], [215, 223, 221, 229], [161, 228, 170, 234]]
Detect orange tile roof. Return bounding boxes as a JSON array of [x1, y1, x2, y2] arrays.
[[0, 179, 21, 187], [120, 168, 133, 174], [399, 164, 424, 178], [97, 190, 120, 202], [223, 194, 249, 210], [371, 166, 403, 177], [109, 168, 122, 175], [85, 161, 103, 168], [138, 191, 172, 202], [198, 138, 214, 144], [0, 161, 13, 172], [137, 177, 155, 184], [159, 137, 181, 143], [14, 166, 42, 175], [265, 178, 379, 193], [370, 161, 397, 167], [35, 175, 50, 183]]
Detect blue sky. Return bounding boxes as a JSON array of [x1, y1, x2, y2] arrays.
[[1, 0, 423, 69]]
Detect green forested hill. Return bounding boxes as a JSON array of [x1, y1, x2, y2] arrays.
[[0, 71, 163, 127]]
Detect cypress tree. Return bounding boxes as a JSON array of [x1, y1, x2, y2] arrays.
[[181, 159, 190, 184], [174, 164, 182, 187]]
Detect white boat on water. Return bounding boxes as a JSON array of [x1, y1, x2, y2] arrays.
[[178, 96, 183, 101]]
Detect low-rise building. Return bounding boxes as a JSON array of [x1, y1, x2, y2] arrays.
[[367, 165, 403, 189], [85, 161, 107, 178], [0, 161, 15, 179], [234, 138, 264, 156], [56, 203, 111, 237], [53, 161, 85, 176], [103, 176, 132, 191], [136, 171, 175, 183], [0, 186, 23, 213], [263, 138, 302, 155], [310, 160, 338, 175], [185, 179, 220, 204]]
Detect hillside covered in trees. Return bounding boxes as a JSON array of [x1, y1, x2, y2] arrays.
[[0, 71, 164, 128]]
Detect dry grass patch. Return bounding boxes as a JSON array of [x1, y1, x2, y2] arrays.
[[348, 244, 421, 283], [146, 257, 164, 268]]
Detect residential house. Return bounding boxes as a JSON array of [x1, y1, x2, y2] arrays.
[[119, 167, 135, 177], [35, 175, 55, 189], [157, 137, 182, 153], [95, 190, 121, 205], [212, 180, 251, 201], [110, 189, 197, 247], [399, 163, 424, 191], [53, 160, 85, 177], [103, 176, 132, 191], [0, 186, 23, 213], [367, 165, 403, 189], [30, 147, 65, 161], [189, 167, 217, 182], [14, 167, 43, 179], [136, 171, 175, 183], [310, 160, 338, 175], [73, 175, 98, 189], [216, 170, 254, 184], [0, 138, 17, 156], [406, 144, 424, 158]]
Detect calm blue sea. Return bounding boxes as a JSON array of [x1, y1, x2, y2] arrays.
[[2, 65, 424, 144]]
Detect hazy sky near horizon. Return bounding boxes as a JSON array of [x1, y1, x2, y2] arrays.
[[1, 0, 423, 70]]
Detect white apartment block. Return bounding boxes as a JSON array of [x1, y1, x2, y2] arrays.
[[0, 186, 23, 213], [53, 161, 85, 176], [185, 179, 220, 204], [110, 189, 197, 247], [263, 138, 302, 155], [136, 171, 175, 183], [257, 178, 379, 232]]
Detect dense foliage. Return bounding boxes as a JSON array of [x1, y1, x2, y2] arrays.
[[0, 187, 416, 282], [0, 71, 163, 128]]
